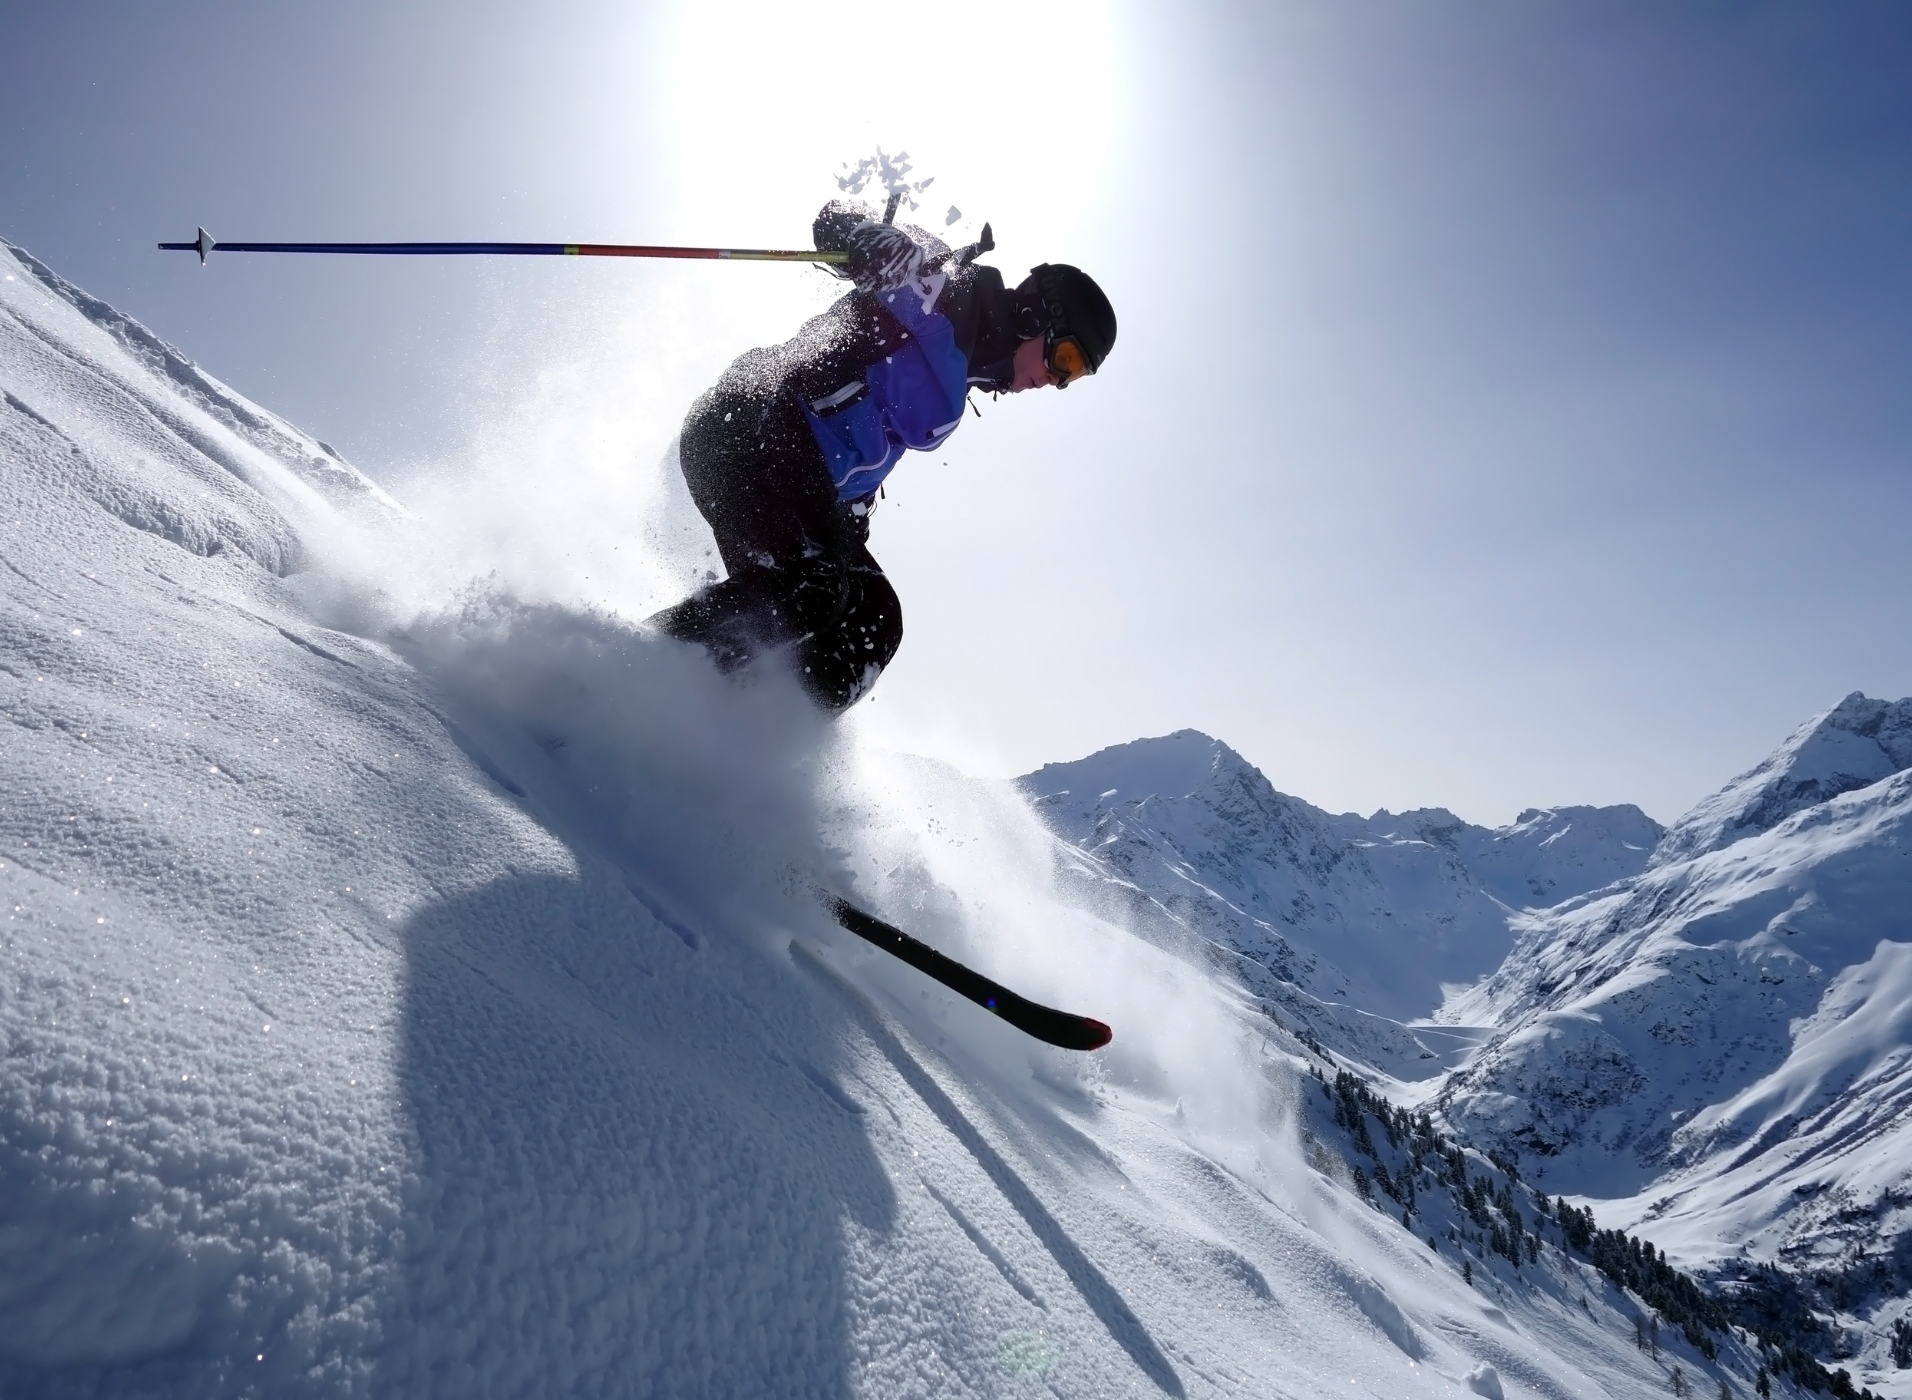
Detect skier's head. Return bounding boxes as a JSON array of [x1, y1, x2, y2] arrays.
[[1009, 263, 1116, 391]]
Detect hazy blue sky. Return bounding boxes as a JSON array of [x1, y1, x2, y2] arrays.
[[5, 1, 1909, 825]]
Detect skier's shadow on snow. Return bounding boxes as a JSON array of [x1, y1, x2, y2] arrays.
[[378, 871, 896, 1398], [800, 950, 1187, 1398]]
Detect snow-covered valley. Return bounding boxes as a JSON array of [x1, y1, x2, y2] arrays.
[[2, 237, 1904, 1400]]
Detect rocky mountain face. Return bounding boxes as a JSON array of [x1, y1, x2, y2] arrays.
[[1018, 731, 1661, 1068], [1407, 803, 1668, 911], [1650, 693, 1912, 869]]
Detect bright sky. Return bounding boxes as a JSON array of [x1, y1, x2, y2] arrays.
[[5, 1, 1910, 825]]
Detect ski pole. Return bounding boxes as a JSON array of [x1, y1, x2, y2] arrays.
[[158, 227, 848, 267]]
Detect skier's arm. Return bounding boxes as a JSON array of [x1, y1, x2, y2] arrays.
[[812, 199, 934, 294], [842, 222, 926, 293]]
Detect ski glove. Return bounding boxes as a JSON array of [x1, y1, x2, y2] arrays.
[[812, 199, 868, 270], [843, 221, 926, 294]]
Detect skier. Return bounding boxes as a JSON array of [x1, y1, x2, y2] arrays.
[[646, 201, 1116, 712]]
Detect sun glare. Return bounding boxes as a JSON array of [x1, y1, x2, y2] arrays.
[[669, 0, 1116, 264]]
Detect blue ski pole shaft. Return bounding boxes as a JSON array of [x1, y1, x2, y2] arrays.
[[158, 228, 848, 266]]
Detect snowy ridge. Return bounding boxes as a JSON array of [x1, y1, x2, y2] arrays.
[[3, 241, 401, 522], [0, 240, 1768, 1398], [1426, 804, 1666, 912], [1649, 693, 1912, 870], [1019, 732, 1659, 1066], [1437, 764, 1912, 1286], [1418, 705, 1912, 1385]]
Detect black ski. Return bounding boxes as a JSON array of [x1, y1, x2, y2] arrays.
[[822, 894, 1112, 1051]]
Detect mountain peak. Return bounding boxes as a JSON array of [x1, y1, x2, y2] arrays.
[[1651, 691, 1912, 868], [1017, 729, 1256, 810]]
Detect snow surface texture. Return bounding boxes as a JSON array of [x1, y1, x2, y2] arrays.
[[1022, 712, 1912, 1393], [0, 239, 1754, 1398]]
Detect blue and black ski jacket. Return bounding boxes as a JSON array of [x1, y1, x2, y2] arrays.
[[777, 230, 1022, 503]]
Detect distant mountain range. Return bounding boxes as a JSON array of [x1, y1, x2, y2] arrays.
[[1021, 696, 1912, 1376], [1019, 729, 1663, 1066]]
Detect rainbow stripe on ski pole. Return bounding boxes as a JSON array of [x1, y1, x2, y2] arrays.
[[158, 228, 849, 267]]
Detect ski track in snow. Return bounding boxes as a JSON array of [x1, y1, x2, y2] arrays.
[[0, 237, 1805, 1398]]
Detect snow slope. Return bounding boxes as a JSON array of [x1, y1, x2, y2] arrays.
[[0, 239, 1758, 1398]]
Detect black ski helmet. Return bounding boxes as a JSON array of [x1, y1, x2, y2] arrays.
[[1016, 264, 1117, 373]]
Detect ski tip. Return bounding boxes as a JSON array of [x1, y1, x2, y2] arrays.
[[1082, 1018, 1113, 1051]]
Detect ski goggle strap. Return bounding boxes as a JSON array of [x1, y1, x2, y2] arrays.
[[1045, 334, 1093, 388]]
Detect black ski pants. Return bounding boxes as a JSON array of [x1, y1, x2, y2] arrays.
[[647, 350, 903, 712]]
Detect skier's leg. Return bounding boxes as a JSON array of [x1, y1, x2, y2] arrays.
[[648, 369, 855, 668], [792, 544, 903, 711], [647, 564, 833, 671]]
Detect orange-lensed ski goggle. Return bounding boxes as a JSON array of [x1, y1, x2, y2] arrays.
[[1046, 335, 1094, 388]]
